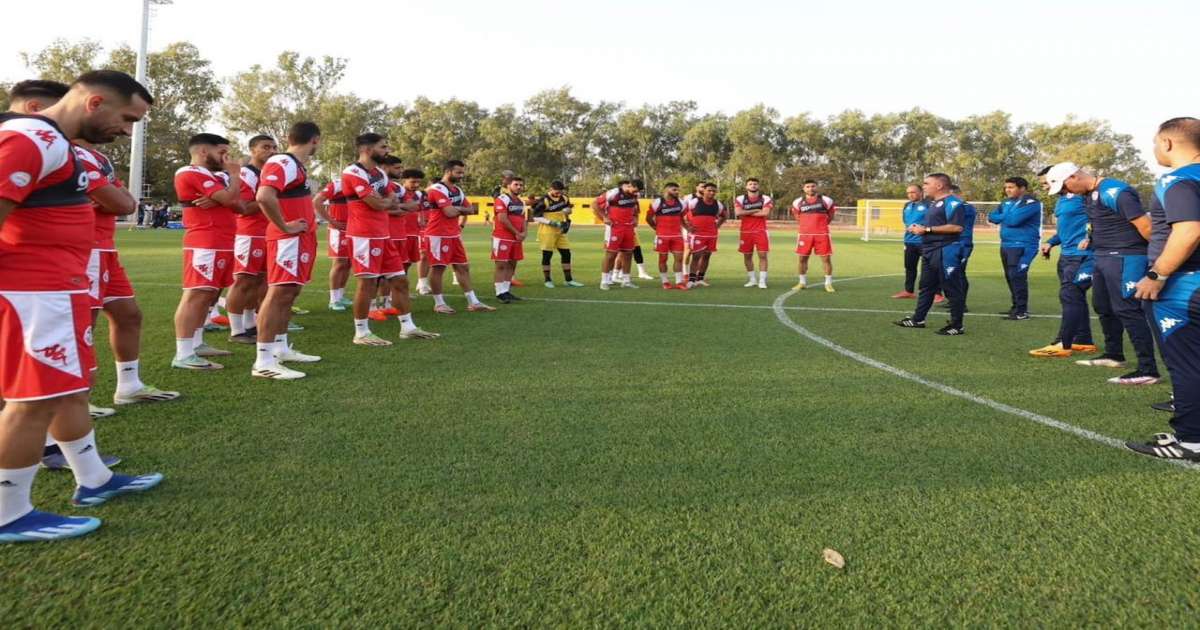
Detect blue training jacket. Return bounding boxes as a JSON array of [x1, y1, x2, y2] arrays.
[[1047, 193, 1090, 257], [902, 200, 929, 245], [961, 201, 977, 247], [988, 194, 1043, 248]]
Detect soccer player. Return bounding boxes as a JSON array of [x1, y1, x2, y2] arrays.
[[735, 178, 773, 289], [0, 70, 163, 543], [425, 160, 495, 314], [894, 173, 968, 335], [646, 182, 687, 289], [383, 164, 439, 340], [1127, 117, 1200, 459], [684, 182, 726, 287], [988, 177, 1043, 320], [171, 133, 242, 370], [492, 175, 528, 303], [680, 182, 705, 277], [598, 180, 643, 290], [226, 135, 275, 344], [1046, 162, 1160, 385], [791, 180, 837, 292], [342, 133, 404, 346], [531, 181, 582, 287], [252, 121, 324, 380], [893, 185, 927, 298], [313, 174, 352, 311], [1031, 168, 1098, 358]]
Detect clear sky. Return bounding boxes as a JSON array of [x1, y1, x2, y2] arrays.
[[4, 0, 1196, 170]]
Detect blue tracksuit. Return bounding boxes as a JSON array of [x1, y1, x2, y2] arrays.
[[989, 194, 1043, 313], [1086, 178, 1157, 375], [960, 201, 977, 303], [1150, 163, 1200, 440], [912, 195, 967, 328], [1047, 193, 1094, 346], [902, 200, 928, 293]]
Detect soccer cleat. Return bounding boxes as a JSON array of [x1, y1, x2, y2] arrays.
[[638, 271, 655, 280], [383, 307, 400, 316], [41, 444, 121, 471], [210, 314, 230, 327], [337, 297, 354, 307], [621, 281, 640, 289], [368, 309, 389, 322], [824, 284, 836, 293], [793, 280, 806, 291], [1152, 399, 1175, 413], [599, 283, 611, 291], [893, 317, 926, 329], [113, 386, 180, 406], [251, 364, 306, 380], [1075, 357, 1126, 368], [545, 280, 556, 288], [72, 472, 164, 507], [277, 345, 321, 363], [743, 280, 757, 287], [1029, 344, 1073, 358], [228, 331, 257, 345], [498, 292, 523, 302], [933, 294, 946, 304], [287, 322, 304, 332], [0, 510, 101, 544], [511, 279, 525, 288], [891, 291, 916, 299], [171, 354, 223, 370], [1003, 312, 1031, 321], [202, 322, 227, 333], [328, 301, 347, 312], [935, 324, 965, 336], [696, 280, 710, 287], [758, 281, 768, 289], [664, 282, 674, 290], [1107, 371, 1161, 386], [1125, 433, 1200, 461], [290, 306, 310, 315], [468, 302, 497, 313], [353, 333, 393, 347], [565, 280, 584, 287], [434, 304, 457, 314], [496, 293, 516, 304], [89, 404, 115, 420], [417, 285, 433, 296], [1070, 343, 1099, 354], [399, 328, 440, 340], [195, 343, 233, 357]]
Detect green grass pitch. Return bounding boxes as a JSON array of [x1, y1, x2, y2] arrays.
[[4, 225, 1197, 626]]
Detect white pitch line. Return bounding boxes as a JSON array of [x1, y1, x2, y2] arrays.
[[769, 289, 1195, 470]]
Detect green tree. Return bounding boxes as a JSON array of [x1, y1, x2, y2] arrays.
[[1026, 116, 1151, 188], [221, 52, 348, 149], [389, 97, 488, 189], [725, 105, 788, 193]]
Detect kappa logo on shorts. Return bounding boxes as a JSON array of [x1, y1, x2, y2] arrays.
[[283, 259, 295, 269], [196, 264, 210, 275], [34, 344, 69, 366]]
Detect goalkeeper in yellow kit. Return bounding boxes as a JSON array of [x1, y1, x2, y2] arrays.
[[531, 180, 584, 288]]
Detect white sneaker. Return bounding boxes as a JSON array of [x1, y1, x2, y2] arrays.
[[417, 285, 432, 296], [277, 345, 321, 363], [251, 364, 306, 380], [1075, 357, 1126, 368], [621, 281, 639, 289], [696, 280, 710, 287], [638, 271, 654, 280], [758, 281, 768, 289], [743, 280, 757, 287], [599, 283, 611, 291], [399, 327, 440, 339]]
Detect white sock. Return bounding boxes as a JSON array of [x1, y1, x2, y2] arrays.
[[192, 327, 204, 347], [275, 333, 288, 349], [417, 278, 430, 290], [495, 282, 505, 296], [398, 313, 417, 332], [434, 294, 447, 307], [354, 318, 371, 337], [57, 431, 113, 489], [255, 341, 278, 368], [637, 264, 647, 275], [0, 465, 38, 527], [217, 296, 227, 309], [330, 288, 344, 303], [174, 337, 195, 361], [465, 290, 481, 305], [229, 312, 246, 336], [244, 309, 257, 329], [207, 304, 220, 321], [45, 433, 55, 447], [675, 272, 683, 284], [760, 272, 768, 284], [452, 274, 460, 285], [747, 271, 757, 282], [503, 281, 512, 293], [825, 275, 833, 286], [660, 272, 668, 283], [114, 360, 144, 395], [799, 274, 807, 284], [683, 263, 690, 274], [602, 272, 611, 284]]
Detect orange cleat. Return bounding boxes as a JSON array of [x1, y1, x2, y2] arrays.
[[383, 307, 400, 316], [891, 291, 916, 299], [368, 309, 388, 322], [210, 314, 230, 326], [1070, 344, 1099, 354], [510, 279, 525, 288], [933, 294, 946, 304]]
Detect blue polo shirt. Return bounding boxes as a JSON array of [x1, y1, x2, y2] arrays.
[[1085, 177, 1147, 255], [921, 195, 965, 252], [902, 200, 928, 246], [1150, 164, 1200, 271], [1047, 193, 1090, 257]]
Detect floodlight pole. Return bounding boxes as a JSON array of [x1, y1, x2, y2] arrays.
[[128, 0, 151, 204]]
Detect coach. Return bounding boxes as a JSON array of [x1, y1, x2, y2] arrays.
[[989, 177, 1042, 319]]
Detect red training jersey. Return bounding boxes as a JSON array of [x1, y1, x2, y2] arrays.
[[342, 162, 391, 239], [648, 196, 685, 236], [74, 144, 122, 251], [0, 114, 94, 291], [236, 164, 268, 237], [602, 187, 640, 226], [792, 195, 836, 234], [425, 181, 468, 237], [685, 197, 725, 237], [321, 179, 348, 224], [174, 165, 237, 249], [735, 193, 773, 233], [259, 153, 314, 241], [390, 185, 423, 238], [492, 193, 526, 240]]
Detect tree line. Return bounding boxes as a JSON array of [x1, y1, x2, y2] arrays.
[[4, 39, 1153, 209]]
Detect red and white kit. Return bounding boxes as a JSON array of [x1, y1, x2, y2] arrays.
[[260, 153, 317, 286], [0, 113, 97, 401], [685, 197, 725, 253], [75, 144, 135, 307], [597, 187, 640, 252], [735, 193, 774, 253], [174, 164, 237, 290], [648, 196, 686, 253], [234, 164, 268, 276], [424, 181, 470, 266], [393, 186, 423, 265], [343, 162, 402, 278], [491, 192, 525, 261], [792, 195, 837, 256], [322, 178, 350, 259]]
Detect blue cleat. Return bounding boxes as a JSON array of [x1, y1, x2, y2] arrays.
[[72, 472, 164, 507], [41, 449, 122, 471], [0, 510, 101, 543]]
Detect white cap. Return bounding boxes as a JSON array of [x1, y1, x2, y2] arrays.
[[1045, 162, 1080, 195]]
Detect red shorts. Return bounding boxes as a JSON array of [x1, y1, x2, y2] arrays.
[[87, 250, 136, 308], [0, 291, 95, 402], [327, 227, 350, 259], [738, 231, 770, 253], [426, 235, 468, 266], [352, 236, 405, 278], [400, 235, 421, 265], [689, 234, 719, 253], [491, 238, 524, 262], [654, 234, 685, 253], [234, 235, 267, 276], [183, 248, 235, 291], [796, 234, 833, 256], [605, 225, 637, 252], [267, 233, 317, 286]]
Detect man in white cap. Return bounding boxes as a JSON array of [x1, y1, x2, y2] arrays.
[[1044, 162, 1160, 385]]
